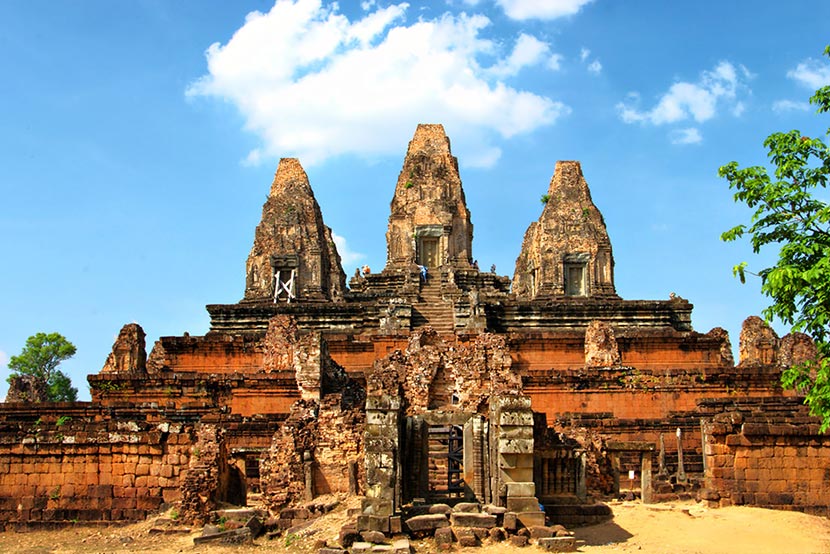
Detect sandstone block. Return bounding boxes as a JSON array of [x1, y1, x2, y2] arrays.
[[435, 526, 453, 549], [517, 511, 546, 528], [452, 502, 480, 513], [404, 514, 449, 532], [453, 527, 478, 547], [428, 503, 452, 514], [449, 513, 496, 528], [506, 496, 540, 513], [505, 482, 536, 497], [537, 536, 577, 552]]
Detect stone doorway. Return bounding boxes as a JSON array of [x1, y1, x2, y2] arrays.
[[427, 423, 465, 502], [418, 237, 439, 269]]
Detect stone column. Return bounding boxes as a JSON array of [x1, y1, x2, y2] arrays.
[[640, 451, 653, 504], [360, 395, 401, 535]]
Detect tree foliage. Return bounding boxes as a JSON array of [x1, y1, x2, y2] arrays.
[[720, 46, 830, 429], [7, 332, 78, 402]]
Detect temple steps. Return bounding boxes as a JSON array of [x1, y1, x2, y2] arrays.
[[412, 280, 455, 334]]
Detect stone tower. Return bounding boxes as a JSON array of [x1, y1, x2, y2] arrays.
[[384, 124, 474, 274], [243, 158, 346, 302], [513, 161, 616, 299]]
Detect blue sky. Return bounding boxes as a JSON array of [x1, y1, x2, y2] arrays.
[[1, 0, 829, 400]]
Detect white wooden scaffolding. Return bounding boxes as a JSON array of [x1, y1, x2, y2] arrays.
[[273, 269, 296, 303]]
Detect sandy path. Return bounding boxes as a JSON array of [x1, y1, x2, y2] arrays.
[[1, 500, 829, 554]]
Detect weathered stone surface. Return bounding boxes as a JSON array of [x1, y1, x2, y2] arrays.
[[383, 124, 474, 273], [513, 161, 616, 299], [243, 158, 345, 302], [584, 320, 620, 369], [361, 530, 387, 543], [449, 512, 496, 528], [434, 526, 453, 548], [705, 327, 735, 366], [738, 316, 778, 367], [452, 502, 481, 513], [101, 323, 147, 374], [453, 527, 478, 547], [404, 513, 449, 532], [778, 332, 817, 369], [192, 527, 252, 545], [4, 374, 47, 403], [537, 536, 577, 552], [428, 503, 452, 514]]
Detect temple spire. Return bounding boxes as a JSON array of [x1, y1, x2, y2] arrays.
[[384, 124, 474, 273], [513, 161, 616, 299], [243, 158, 346, 302]]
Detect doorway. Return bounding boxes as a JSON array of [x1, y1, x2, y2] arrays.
[[419, 237, 439, 269]]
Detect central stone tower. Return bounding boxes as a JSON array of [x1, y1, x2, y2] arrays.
[[384, 124, 474, 274]]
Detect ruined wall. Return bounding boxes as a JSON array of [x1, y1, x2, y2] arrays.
[[701, 398, 830, 515], [366, 328, 520, 416], [243, 158, 346, 302], [0, 407, 192, 525], [513, 161, 615, 299]]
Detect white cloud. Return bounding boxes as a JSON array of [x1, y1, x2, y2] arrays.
[[332, 232, 365, 266], [488, 33, 553, 77], [580, 47, 590, 62], [787, 57, 830, 89], [547, 53, 563, 71], [496, 0, 594, 20], [616, 61, 749, 126], [361, 0, 375, 10], [670, 127, 702, 145], [587, 60, 602, 74], [188, 0, 567, 168], [772, 99, 810, 113]]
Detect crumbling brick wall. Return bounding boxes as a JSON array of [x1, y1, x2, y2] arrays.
[[0, 414, 192, 525], [179, 423, 245, 525], [701, 398, 830, 515], [366, 328, 520, 415]]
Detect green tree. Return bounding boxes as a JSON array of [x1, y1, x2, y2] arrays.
[[720, 45, 830, 429], [7, 332, 78, 402]]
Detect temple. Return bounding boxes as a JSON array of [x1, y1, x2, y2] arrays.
[[0, 124, 827, 545]]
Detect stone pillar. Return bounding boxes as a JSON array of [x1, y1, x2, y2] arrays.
[[490, 394, 545, 528], [360, 395, 401, 534], [303, 451, 314, 502], [640, 451, 653, 504], [576, 452, 587, 503], [676, 428, 687, 483]]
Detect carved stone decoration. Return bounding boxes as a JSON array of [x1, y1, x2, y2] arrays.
[[262, 315, 298, 373], [101, 323, 147, 374], [738, 316, 779, 367], [584, 320, 621, 369], [243, 158, 346, 302], [778, 332, 817, 369], [513, 161, 616, 299], [384, 124, 474, 272]]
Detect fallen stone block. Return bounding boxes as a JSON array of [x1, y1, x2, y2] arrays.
[[435, 527, 454, 548], [528, 525, 554, 539], [351, 542, 373, 554], [361, 530, 387, 544], [536, 536, 577, 552], [428, 503, 452, 515], [453, 527, 478, 547], [516, 510, 545, 528], [392, 538, 411, 554], [449, 512, 496, 528], [193, 527, 252, 545], [318, 548, 347, 554], [509, 534, 528, 547], [452, 502, 480, 513], [404, 514, 449, 532]]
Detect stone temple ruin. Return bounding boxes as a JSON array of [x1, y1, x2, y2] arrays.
[[1, 124, 829, 548]]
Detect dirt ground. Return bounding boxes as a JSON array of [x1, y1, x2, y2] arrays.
[[1, 499, 829, 554]]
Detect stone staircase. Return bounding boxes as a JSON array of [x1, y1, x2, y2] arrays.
[[411, 279, 455, 334]]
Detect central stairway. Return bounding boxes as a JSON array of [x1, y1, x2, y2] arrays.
[[411, 278, 455, 334]]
